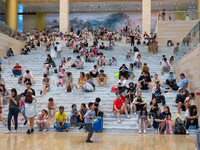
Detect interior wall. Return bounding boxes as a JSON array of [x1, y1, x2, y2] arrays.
[[35, 12, 46, 32], [23, 15, 36, 33], [173, 44, 200, 109], [0, 33, 25, 57]]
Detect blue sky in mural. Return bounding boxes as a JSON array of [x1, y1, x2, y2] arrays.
[[17, 4, 23, 32]]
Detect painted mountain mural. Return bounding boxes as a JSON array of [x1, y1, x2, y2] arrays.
[[46, 12, 157, 32]]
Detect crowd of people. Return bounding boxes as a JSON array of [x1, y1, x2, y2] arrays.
[[0, 26, 198, 143]]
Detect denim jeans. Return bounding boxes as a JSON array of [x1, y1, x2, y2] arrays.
[[54, 122, 69, 132], [21, 105, 27, 121], [8, 108, 19, 131], [12, 70, 22, 76]]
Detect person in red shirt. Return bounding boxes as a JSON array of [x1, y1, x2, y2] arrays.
[[113, 92, 131, 123], [12, 63, 22, 77]]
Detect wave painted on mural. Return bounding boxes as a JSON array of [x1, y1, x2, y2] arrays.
[[46, 12, 157, 32]]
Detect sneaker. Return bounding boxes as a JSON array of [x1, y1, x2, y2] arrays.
[[65, 90, 67, 93], [144, 130, 147, 134], [13, 130, 17, 134], [186, 130, 189, 135], [5, 130, 11, 134], [86, 139, 93, 143], [43, 129, 47, 132], [117, 120, 121, 123], [139, 129, 142, 134], [27, 130, 31, 134], [71, 90, 73, 92], [164, 131, 167, 134], [133, 112, 136, 115], [40, 91, 42, 95], [170, 132, 173, 135], [127, 116, 131, 119]]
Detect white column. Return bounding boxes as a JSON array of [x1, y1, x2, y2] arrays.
[[59, 0, 69, 33], [142, 0, 151, 35]]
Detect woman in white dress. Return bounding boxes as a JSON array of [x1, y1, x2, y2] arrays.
[[25, 91, 37, 134], [50, 42, 56, 60]]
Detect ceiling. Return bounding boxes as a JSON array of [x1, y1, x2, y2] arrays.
[[0, 1, 198, 14]]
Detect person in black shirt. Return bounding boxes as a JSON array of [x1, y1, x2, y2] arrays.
[[130, 33, 135, 46], [126, 82, 136, 102], [136, 71, 152, 93], [94, 97, 103, 118], [71, 26, 74, 33], [24, 82, 35, 96], [149, 98, 158, 119], [119, 64, 129, 80]]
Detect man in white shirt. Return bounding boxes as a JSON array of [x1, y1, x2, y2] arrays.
[[161, 58, 170, 75], [22, 70, 33, 85], [184, 93, 195, 110], [56, 42, 62, 59], [117, 75, 127, 94]]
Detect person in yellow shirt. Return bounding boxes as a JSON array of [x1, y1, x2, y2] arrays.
[[142, 63, 149, 74], [54, 106, 69, 132]]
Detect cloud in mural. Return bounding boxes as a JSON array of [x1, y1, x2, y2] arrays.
[[46, 12, 157, 33]]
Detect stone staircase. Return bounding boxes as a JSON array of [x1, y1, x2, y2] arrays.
[[157, 20, 199, 46], [0, 39, 196, 133]]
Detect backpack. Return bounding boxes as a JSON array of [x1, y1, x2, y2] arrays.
[[18, 75, 23, 84], [173, 117, 186, 134]]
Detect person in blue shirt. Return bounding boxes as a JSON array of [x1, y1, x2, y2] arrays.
[[170, 73, 188, 91], [166, 72, 176, 86], [84, 102, 97, 143], [153, 107, 166, 134]]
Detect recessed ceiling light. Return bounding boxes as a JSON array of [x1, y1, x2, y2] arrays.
[[193, 7, 195, 8], [73, 9, 75, 11], [189, 7, 192, 8], [91, 4, 93, 6], [74, 5, 75, 7], [178, 3, 180, 4]]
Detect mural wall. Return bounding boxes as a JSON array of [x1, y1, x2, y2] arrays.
[[46, 12, 157, 33]]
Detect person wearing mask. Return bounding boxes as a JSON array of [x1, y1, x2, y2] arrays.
[[5, 88, 20, 134]]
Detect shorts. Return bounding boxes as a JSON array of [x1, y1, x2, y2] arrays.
[[24, 78, 31, 83], [113, 109, 124, 115], [99, 78, 104, 82], [57, 79, 63, 84], [141, 85, 149, 90]]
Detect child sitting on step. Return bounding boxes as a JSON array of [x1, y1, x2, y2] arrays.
[[70, 104, 78, 127], [162, 106, 173, 134], [138, 107, 148, 134]]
